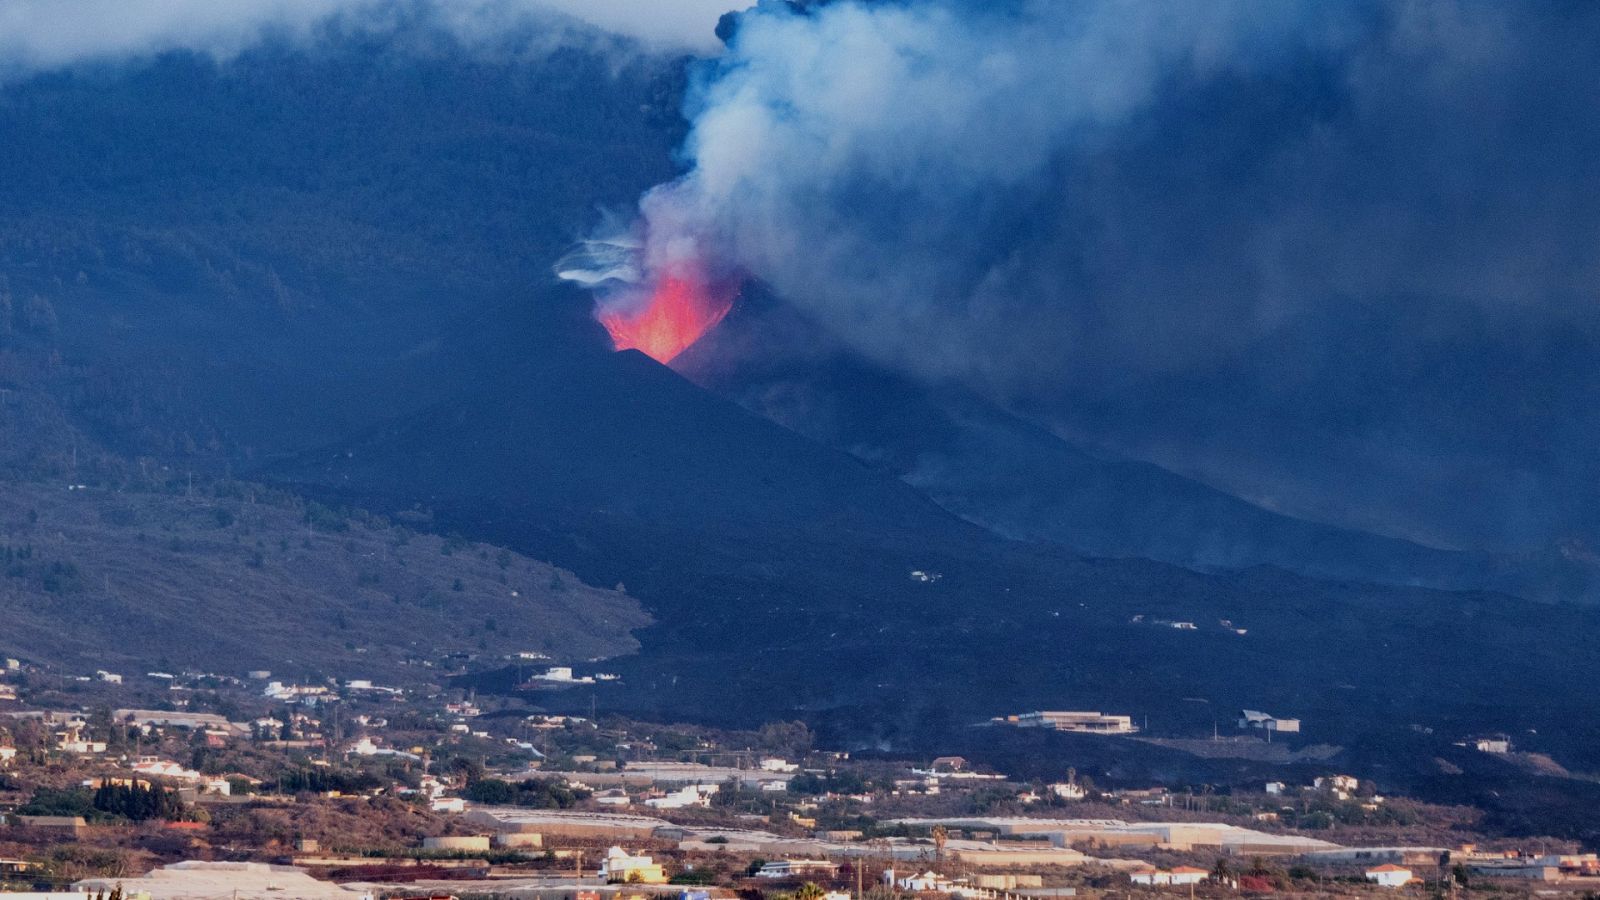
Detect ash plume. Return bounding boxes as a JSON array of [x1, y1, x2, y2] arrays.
[[617, 0, 1600, 552]]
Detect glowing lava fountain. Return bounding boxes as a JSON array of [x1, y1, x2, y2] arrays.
[[598, 265, 737, 363]]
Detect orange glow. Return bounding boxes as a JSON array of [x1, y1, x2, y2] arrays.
[[599, 267, 735, 363]]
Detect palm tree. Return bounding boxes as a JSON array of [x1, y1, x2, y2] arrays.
[[796, 882, 827, 900]]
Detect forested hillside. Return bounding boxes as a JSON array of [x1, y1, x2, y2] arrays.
[[0, 479, 648, 678], [0, 31, 684, 473]]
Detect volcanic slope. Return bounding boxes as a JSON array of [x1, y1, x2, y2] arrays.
[[274, 328, 1600, 767], [280, 330, 969, 542], [0, 479, 647, 679], [673, 291, 1600, 603]]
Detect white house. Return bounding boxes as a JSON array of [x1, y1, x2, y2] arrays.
[[598, 847, 667, 884], [0, 746, 16, 766], [1315, 773, 1360, 799], [594, 788, 631, 806], [889, 870, 961, 892], [1365, 865, 1415, 887], [1130, 867, 1207, 886], [1239, 709, 1301, 734], [55, 723, 106, 755], [756, 860, 840, 879], [346, 737, 422, 762], [532, 666, 595, 684], [645, 783, 718, 809], [1010, 711, 1137, 734], [131, 758, 204, 783], [760, 758, 799, 772], [265, 681, 335, 704], [1051, 781, 1086, 800]]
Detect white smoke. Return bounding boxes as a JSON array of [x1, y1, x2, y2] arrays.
[[555, 235, 644, 290], [633, 0, 1345, 385]]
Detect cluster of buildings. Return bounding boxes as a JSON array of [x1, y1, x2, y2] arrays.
[[891, 816, 1341, 857], [998, 706, 1305, 741], [2, 653, 1595, 898], [503, 759, 797, 809], [1302, 847, 1600, 885], [1127, 615, 1249, 636], [525, 666, 621, 687], [263, 680, 339, 705], [120, 756, 235, 795]]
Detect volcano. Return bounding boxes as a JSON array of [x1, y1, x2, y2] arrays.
[[272, 302, 1600, 790]]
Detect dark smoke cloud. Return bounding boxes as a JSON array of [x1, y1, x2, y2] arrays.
[[0, 0, 738, 72], [636, 0, 1600, 552]]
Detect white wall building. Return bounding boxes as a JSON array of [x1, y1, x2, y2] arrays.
[[1009, 711, 1137, 734], [1238, 710, 1301, 734], [1365, 865, 1415, 887], [1131, 867, 1208, 886], [1050, 782, 1086, 800], [598, 847, 667, 883], [756, 860, 841, 879], [644, 783, 718, 809]]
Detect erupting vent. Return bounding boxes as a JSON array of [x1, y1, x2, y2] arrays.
[[599, 265, 736, 363]]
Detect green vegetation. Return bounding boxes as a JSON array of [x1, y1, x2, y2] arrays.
[[17, 786, 98, 819], [17, 783, 187, 822], [276, 767, 383, 795], [788, 770, 870, 796], [461, 776, 590, 809], [91, 781, 186, 822]]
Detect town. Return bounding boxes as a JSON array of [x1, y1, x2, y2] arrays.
[[0, 658, 1592, 899]]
